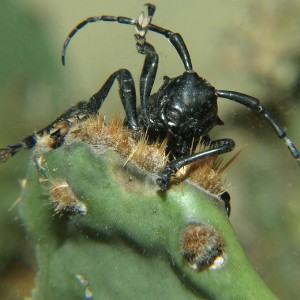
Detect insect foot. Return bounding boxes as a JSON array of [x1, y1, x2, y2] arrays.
[[0, 143, 24, 163], [156, 167, 173, 192], [135, 3, 156, 39]]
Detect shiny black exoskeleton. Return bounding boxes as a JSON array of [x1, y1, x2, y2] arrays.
[[1, 4, 299, 214], [143, 72, 223, 158]]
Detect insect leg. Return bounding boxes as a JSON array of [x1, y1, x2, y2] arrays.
[[134, 41, 158, 123], [45, 68, 139, 134], [87, 69, 139, 131], [157, 138, 235, 191], [217, 90, 300, 165], [0, 143, 26, 163], [43, 68, 139, 133], [0, 69, 138, 163], [132, 4, 158, 123], [135, 4, 193, 71]]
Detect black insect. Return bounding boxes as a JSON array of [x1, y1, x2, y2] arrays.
[[1, 4, 299, 203]]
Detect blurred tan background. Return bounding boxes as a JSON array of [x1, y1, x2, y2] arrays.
[[0, 0, 299, 299]]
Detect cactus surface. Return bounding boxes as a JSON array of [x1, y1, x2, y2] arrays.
[[18, 117, 276, 299]]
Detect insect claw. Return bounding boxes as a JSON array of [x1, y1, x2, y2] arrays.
[[157, 168, 173, 191], [144, 3, 156, 18], [0, 143, 24, 163], [218, 191, 231, 217], [156, 177, 168, 192]]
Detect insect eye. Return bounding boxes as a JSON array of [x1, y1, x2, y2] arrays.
[[189, 119, 198, 126], [166, 109, 180, 123]]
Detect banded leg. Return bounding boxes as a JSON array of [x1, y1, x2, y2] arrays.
[[40, 68, 139, 137], [54, 68, 139, 134], [217, 90, 300, 165], [0, 101, 90, 162], [0, 69, 138, 163], [157, 139, 235, 191]]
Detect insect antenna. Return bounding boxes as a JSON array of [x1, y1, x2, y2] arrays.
[[61, 3, 193, 71], [61, 15, 137, 65], [62, 4, 157, 65]]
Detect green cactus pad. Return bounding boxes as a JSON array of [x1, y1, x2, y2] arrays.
[[18, 140, 276, 300]]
